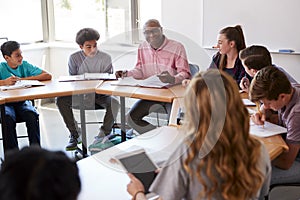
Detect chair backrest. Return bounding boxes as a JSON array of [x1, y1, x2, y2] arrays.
[[189, 63, 199, 77], [267, 183, 300, 200]]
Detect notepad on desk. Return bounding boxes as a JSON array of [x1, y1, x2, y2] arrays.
[[242, 99, 256, 106], [0, 80, 45, 91], [58, 73, 116, 82], [249, 120, 287, 137], [111, 75, 172, 88]]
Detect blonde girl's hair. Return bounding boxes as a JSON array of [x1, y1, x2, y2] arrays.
[[183, 69, 264, 200]]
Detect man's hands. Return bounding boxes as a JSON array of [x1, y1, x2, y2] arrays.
[[115, 70, 128, 78], [157, 71, 175, 84]]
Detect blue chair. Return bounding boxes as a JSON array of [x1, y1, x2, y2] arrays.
[[156, 63, 199, 126], [189, 63, 200, 77]]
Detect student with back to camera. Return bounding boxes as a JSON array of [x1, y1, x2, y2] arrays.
[[0, 146, 81, 200], [127, 70, 271, 200]]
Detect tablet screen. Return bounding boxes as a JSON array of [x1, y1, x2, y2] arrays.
[[117, 149, 158, 193]]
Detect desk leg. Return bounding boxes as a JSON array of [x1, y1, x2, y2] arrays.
[[1, 104, 8, 153], [79, 95, 88, 157], [120, 97, 126, 142]]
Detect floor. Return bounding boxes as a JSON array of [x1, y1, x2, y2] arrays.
[[0, 100, 169, 160]]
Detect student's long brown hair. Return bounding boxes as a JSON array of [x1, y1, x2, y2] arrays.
[[183, 70, 264, 200], [219, 25, 246, 70]]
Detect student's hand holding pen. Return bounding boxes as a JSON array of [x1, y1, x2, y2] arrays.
[[157, 71, 175, 84], [251, 102, 265, 127], [5, 75, 19, 85], [115, 70, 128, 78]]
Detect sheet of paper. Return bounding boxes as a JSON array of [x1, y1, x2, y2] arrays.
[[249, 120, 287, 137], [242, 99, 256, 106]]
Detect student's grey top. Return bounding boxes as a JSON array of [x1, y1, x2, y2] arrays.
[[275, 65, 298, 84], [68, 50, 113, 75], [279, 86, 300, 145], [150, 134, 271, 200]]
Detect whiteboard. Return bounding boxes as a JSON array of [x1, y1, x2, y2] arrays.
[[202, 0, 300, 52]]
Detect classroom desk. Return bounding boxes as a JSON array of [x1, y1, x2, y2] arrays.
[[76, 123, 289, 199], [77, 126, 185, 200], [0, 80, 100, 102], [95, 81, 186, 141], [0, 80, 102, 156], [169, 97, 289, 160]]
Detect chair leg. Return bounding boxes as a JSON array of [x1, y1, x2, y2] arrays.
[[156, 112, 160, 127]]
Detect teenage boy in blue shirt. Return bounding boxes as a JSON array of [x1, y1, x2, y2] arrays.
[[0, 41, 52, 151]]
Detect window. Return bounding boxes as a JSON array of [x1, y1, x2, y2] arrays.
[[0, 0, 43, 43], [52, 0, 131, 43], [52, 0, 161, 44], [0, 0, 161, 44]]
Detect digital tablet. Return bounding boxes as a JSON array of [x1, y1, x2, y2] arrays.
[[115, 148, 158, 193]]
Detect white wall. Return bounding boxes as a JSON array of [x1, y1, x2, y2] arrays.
[[161, 0, 300, 82], [8, 0, 300, 82]]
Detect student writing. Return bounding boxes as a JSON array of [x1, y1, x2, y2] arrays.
[[0, 41, 52, 151], [250, 66, 300, 186]]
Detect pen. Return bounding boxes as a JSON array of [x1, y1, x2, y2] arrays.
[[256, 102, 264, 128]]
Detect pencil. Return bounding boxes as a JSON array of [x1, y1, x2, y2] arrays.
[[256, 102, 264, 128]]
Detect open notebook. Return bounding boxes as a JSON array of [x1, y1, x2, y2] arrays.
[[0, 80, 45, 91], [250, 120, 287, 137], [58, 73, 116, 82], [111, 75, 172, 88]]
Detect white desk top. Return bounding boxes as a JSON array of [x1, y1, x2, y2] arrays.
[[77, 126, 186, 200]]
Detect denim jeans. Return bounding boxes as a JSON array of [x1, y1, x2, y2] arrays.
[[56, 94, 119, 136], [1, 100, 40, 150], [127, 99, 171, 134]]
